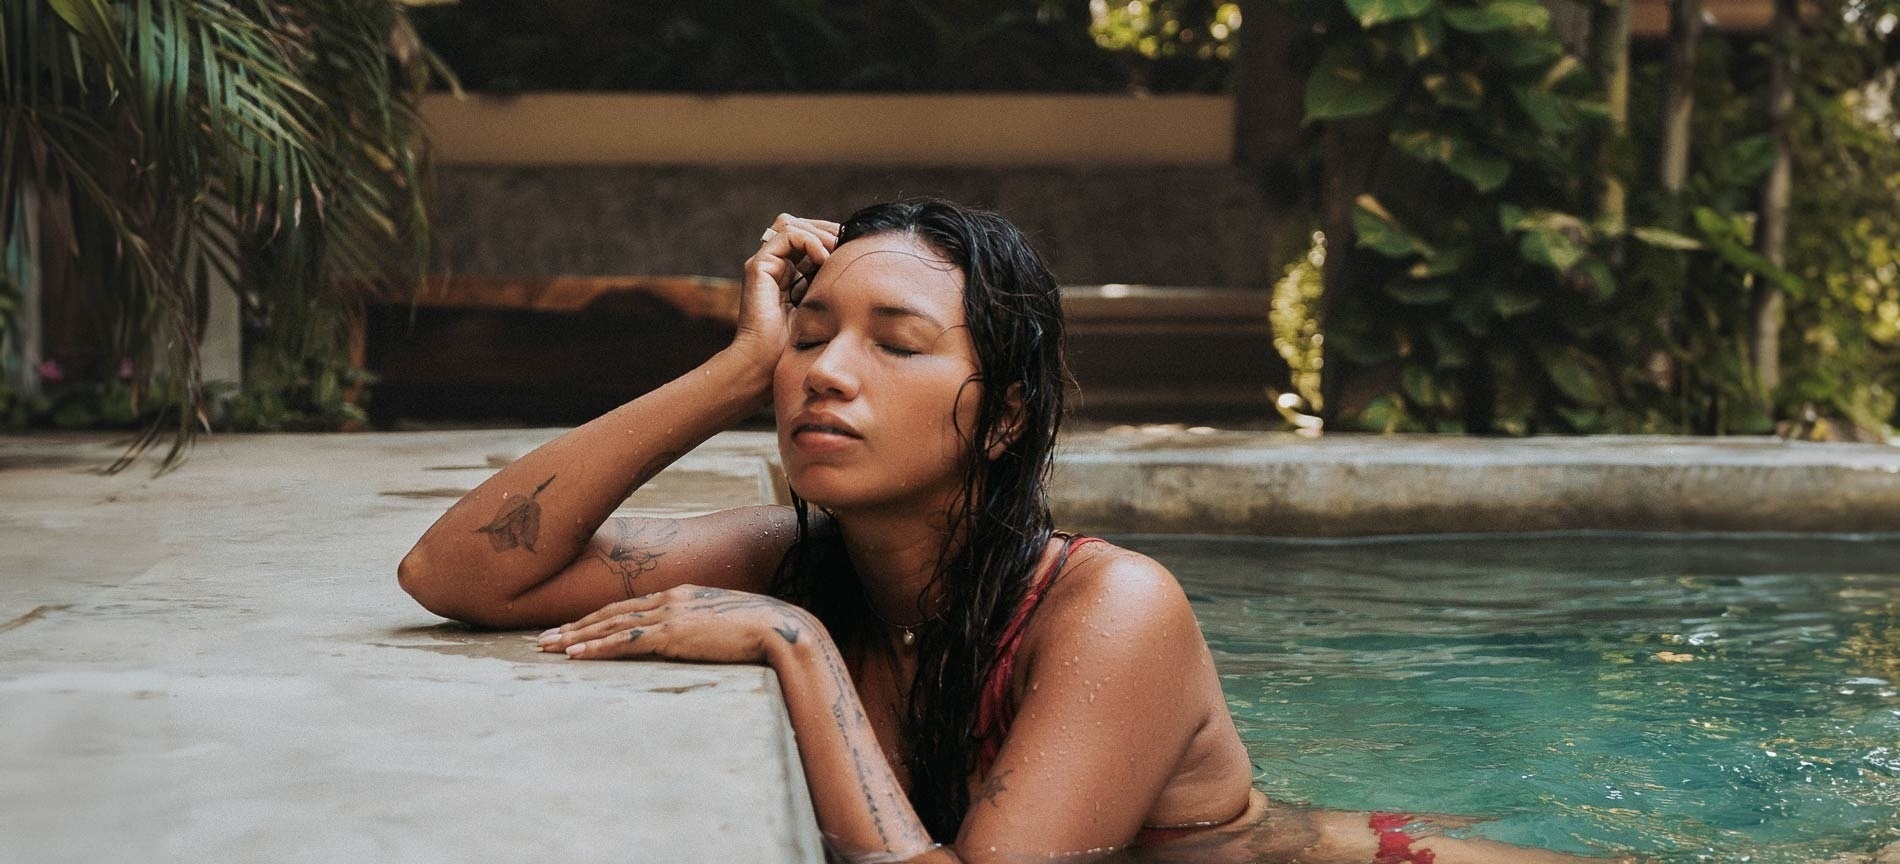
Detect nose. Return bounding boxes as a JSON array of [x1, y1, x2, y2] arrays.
[[803, 338, 861, 401]]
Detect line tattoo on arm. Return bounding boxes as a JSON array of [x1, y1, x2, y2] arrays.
[[594, 519, 680, 598], [475, 474, 555, 553]]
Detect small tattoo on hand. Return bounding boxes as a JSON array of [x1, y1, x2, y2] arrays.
[[773, 623, 800, 644]]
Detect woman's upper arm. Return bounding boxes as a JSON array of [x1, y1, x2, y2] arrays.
[[459, 504, 801, 628], [955, 553, 1212, 854]]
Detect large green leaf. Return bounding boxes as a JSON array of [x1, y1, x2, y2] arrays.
[[1492, 288, 1544, 317], [1725, 134, 1777, 183], [1384, 281, 1454, 304], [1390, 127, 1509, 191], [1442, 0, 1549, 32], [1692, 207, 1805, 295], [1509, 209, 1589, 235], [1519, 228, 1585, 272], [1539, 345, 1609, 405], [1446, 148, 1510, 191], [1481, 31, 1563, 66], [1409, 246, 1472, 278], [1425, 324, 1472, 368], [1629, 226, 1703, 251], [1423, 70, 1484, 110], [1353, 195, 1436, 258], [1347, 0, 1436, 27], [1397, 13, 1445, 63], [1356, 394, 1410, 434], [1401, 364, 1440, 406], [1305, 44, 1403, 121], [1451, 288, 1494, 335], [1511, 84, 1574, 134], [1577, 258, 1617, 302]]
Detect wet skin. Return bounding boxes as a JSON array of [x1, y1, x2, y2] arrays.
[[398, 214, 1624, 864]]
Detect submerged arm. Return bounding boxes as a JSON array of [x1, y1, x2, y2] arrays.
[[766, 554, 1210, 863], [767, 624, 945, 861]]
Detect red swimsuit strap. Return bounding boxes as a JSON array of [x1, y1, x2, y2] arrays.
[[975, 534, 1104, 778]]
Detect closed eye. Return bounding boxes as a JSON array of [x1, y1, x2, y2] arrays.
[[791, 339, 826, 351], [879, 345, 919, 358]]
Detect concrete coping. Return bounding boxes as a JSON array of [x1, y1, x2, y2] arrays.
[[1050, 429, 1900, 536], [5, 428, 1899, 862]]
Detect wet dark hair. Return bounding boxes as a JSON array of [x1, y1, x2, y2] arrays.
[[769, 197, 1068, 841]]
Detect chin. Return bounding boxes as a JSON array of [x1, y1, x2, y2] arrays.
[[780, 462, 855, 510]]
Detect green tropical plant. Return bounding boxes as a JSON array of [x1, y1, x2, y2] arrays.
[[1281, 0, 1667, 433], [1285, 0, 1900, 437], [1, 0, 450, 467]]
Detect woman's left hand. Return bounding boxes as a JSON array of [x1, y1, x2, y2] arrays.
[[535, 584, 815, 665]]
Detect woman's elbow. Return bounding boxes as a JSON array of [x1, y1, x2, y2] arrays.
[[398, 547, 470, 622], [397, 548, 527, 628]]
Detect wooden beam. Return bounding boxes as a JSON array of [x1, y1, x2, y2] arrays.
[[421, 93, 1233, 167]]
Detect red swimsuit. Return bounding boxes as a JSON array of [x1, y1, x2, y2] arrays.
[[970, 534, 1251, 846], [971, 534, 1107, 777]]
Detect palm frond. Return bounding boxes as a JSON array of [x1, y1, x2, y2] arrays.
[[3, 0, 452, 470]]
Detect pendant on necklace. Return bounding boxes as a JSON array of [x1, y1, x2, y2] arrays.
[[901, 627, 916, 647]]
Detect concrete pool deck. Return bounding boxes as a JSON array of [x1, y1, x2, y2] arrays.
[[4, 427, 1900, 862]]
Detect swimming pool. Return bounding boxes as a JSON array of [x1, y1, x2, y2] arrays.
[[1117, 533, 1900, 863]]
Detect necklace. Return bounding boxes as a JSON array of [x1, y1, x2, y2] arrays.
[[867, 600, 936, 647]]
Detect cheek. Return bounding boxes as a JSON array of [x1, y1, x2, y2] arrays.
[[936, 375, 984, 449], [772, 354, 803, 417]]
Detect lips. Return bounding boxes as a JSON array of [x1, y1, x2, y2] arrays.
[[790, 412, 863, 440]]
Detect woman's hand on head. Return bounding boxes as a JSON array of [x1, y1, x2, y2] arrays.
[[536, 584, 818, 666], [731, 213, 840, 374]]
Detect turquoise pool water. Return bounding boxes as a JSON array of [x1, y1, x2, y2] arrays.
[[1117, 533, 1900, 863]]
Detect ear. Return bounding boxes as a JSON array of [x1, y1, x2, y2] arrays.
[[985, 382, 1027, 461]]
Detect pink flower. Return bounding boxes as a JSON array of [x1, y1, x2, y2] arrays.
[[118, 357, 135, 380], [35, 359, 64, 383]]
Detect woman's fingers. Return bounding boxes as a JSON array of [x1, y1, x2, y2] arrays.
[[538, 609, 651, 651], [566, 621, 660, 659], [744, 214, 837, 315], [748, 227, 829, 292], [561, 593, 666, 630], [771, 225, 831, 274], [769, 213, 840, 245]]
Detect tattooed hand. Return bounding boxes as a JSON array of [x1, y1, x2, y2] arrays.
[[536, 584, 816, 666]]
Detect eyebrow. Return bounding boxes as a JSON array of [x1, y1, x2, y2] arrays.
[[797, 298, 948, 330]]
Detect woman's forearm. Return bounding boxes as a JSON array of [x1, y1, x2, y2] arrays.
[[766, 620, 939, 861], [398, 348, 770, 619]]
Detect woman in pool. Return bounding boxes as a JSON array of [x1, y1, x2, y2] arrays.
[[399, 199, 1609, 864]]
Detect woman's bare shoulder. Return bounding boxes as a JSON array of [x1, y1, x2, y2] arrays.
[[1031, 539, 1200, 649]]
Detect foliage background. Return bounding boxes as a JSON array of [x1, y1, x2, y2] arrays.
[[1, 0, 449, 462], [5, 0, 1897, 447]]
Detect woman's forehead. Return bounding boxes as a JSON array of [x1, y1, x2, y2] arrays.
[[802, 235, 965, 315]]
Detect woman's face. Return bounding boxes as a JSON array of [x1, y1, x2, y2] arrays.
[[774, 232, 981, 516]]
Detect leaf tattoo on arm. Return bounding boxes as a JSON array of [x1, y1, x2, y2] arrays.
[[475, 475, 555, 553], [594, 519, 679, 598], [978, 769, 1013, 807]]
